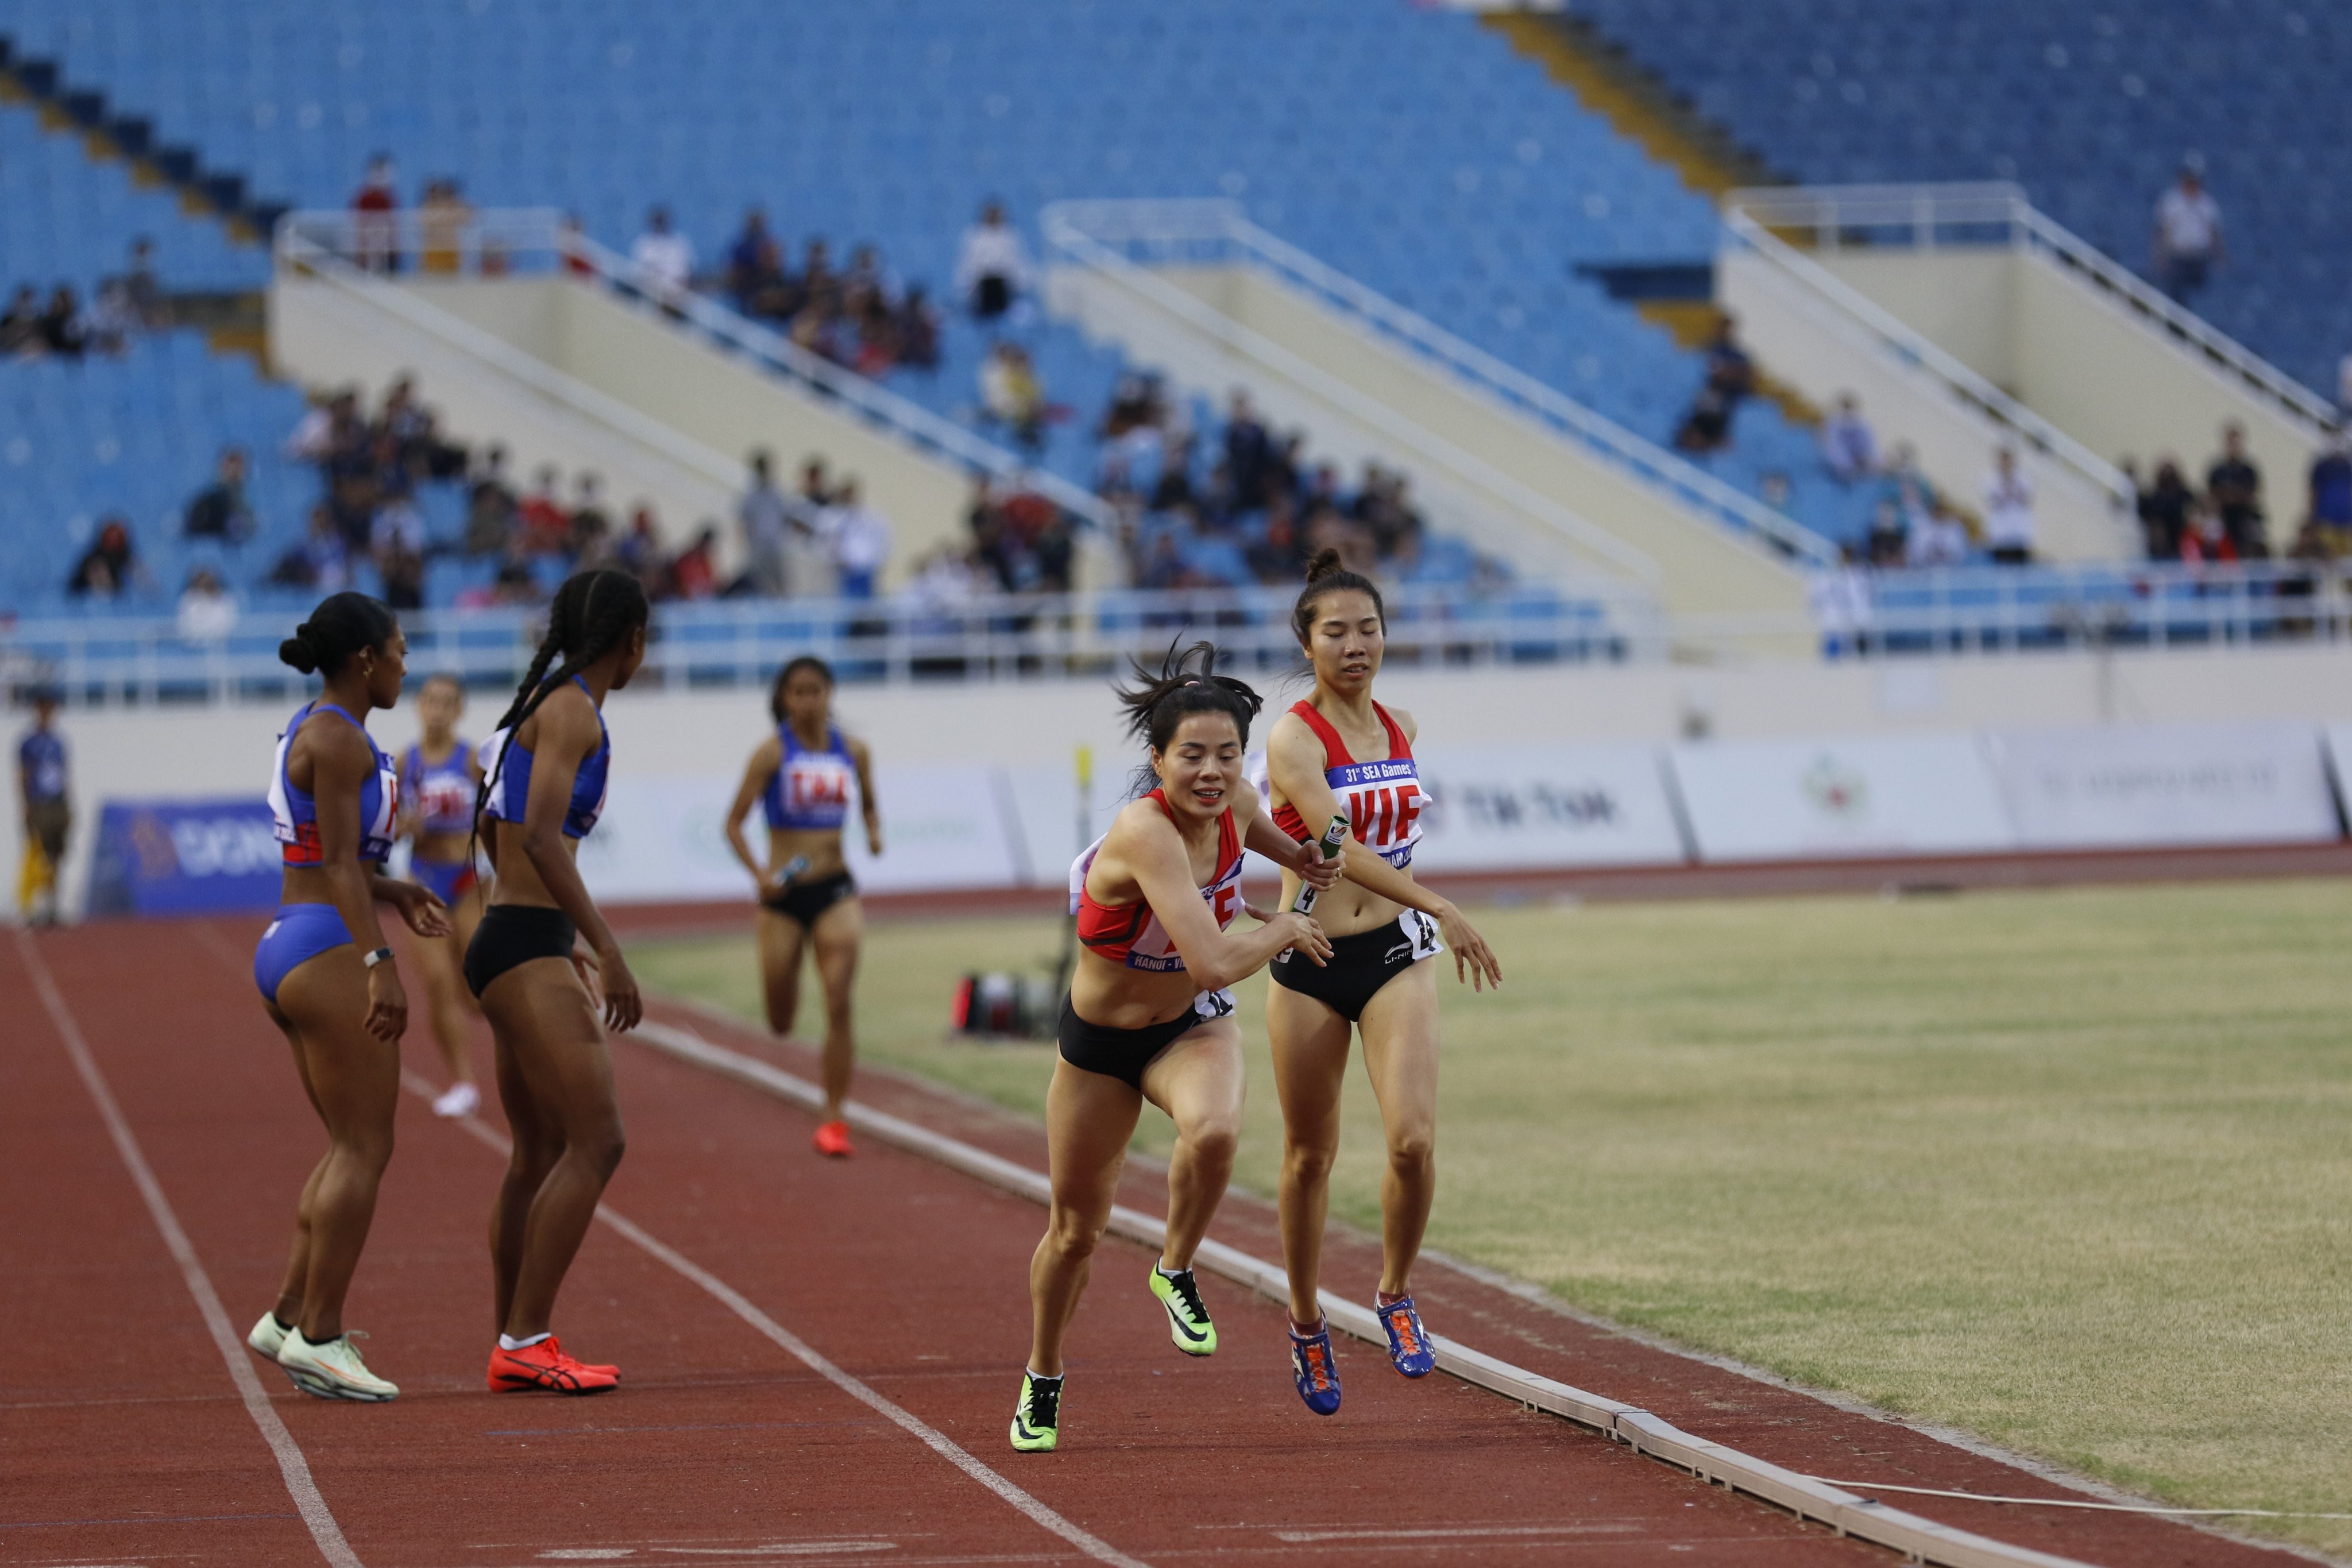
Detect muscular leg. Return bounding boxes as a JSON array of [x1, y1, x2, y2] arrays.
[[1138, 1020, 1246, 1272], [1267, 983, 1354, 1325], [481, 956, 624, 1339], [272, 950, 401, 1342], [408, 921, 475, 1088], [755, 908, 810, 1040], [1027, 1061, 1144, 1377], [267, 1000, 328, 1327], [486, 1007, 558, 1336], [808, 897, 864, 1121], [1357, 961, 1442, 1298]]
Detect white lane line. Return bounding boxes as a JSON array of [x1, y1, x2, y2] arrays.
[[628, 1017, 2099, 1568], [19, 931, 363, 1568], [401, 1071, 1148, 1568]]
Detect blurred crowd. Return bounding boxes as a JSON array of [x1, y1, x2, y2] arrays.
[[2, 237, 171, 361]]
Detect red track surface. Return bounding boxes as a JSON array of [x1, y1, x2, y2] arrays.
[[2, 916, 2315, 1568]]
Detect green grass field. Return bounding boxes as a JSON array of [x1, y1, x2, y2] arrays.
[[631, 880, 2352, 1553]]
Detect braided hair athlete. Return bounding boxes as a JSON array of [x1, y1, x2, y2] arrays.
[[397, 672, 486, 1118], [1009, 642, 1340, 1454], [468, 569, 650, 1395], [244, 593, 450, 1402], [1263, 550, 1503, 1416], [722, 656, 882, 1157]]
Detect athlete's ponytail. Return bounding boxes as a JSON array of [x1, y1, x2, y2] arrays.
[[470, 569, 651, 830], [279, 592, 397, 678], [1289, 548, 1385, 647], [1114, 640, 1263, 786]]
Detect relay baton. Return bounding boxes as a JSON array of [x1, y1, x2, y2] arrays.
[[1277, 815, 1347, 961]]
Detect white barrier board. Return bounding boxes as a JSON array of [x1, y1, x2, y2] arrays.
[[1669, 733, 2014, 862], [1413, 743, 1690, 870], [1986, 721, 2341, 849]]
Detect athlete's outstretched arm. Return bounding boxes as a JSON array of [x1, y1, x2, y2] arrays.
[[1117, 806, 1331, 990], [848, 736, 883, 858], [1264, 715, 1501, 990], [721, 735, 784, 889], [519, 687, 640, 1032]]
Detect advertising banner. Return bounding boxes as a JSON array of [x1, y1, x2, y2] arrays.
[[1412, 743, 1691, 870], [1986, 721, 2341, 849], [86, 797, 283, 917], [1669, 734, 2015, 862]]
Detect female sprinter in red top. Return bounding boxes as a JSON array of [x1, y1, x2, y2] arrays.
[[467, 569, 649, 1394], [1263, 550, 1503, 1416], [722, 655, 882, 1157], [1009, 641, 1339, 1453], [397, 671, 486, 1118], [245, 592, 449, 1401]]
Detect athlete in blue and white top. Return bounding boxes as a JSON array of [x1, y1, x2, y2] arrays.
[[396, 673, 486, 1118], [16, 685, 69, 926], [723, 655, 882, 1157], [246, 593, 449, 1406]]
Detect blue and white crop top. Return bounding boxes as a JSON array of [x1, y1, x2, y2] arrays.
[[762, 723, 856, 832], [269, 701, 400, 867], [399, 738, 477, 837], [481, 677, 611, 839]]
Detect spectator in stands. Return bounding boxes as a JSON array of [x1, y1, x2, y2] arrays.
[[465, 446, 518, 557], [821, 479, 892, 599], [183, 446, 257, 543], [379, 546, 427, 611], [351, 154, 400, 273], [2153, 158, 2223, 307], [727, 207, 783, 316], [1223, 393, 1274, 503], [668, 524, 723, 600], [2135, 458, 2193, 560], [38, 286, 87, 360], [1356, 464, 1426, 563], [125, 237, 165, 329], [615, 505, 666, 589], [2179, 496, 2237, 562], [371, 483, 427, 566], [0, 286, 43, 354], [1249, 500, 1309, 585], [65, 517, 141, 599], [739, 450, 791, 596], [1864, 499, 1908, 567], [896, 283, 942, 370], [269, 505, 352, 592], [1819, 393, 1878, 484], [86, 278, 138, 356], [1673, 383, 1732, 454], [980, 340, 1048, 453], [1905, 501, 1971, 569], [568, 474, 612, 562], [418, 179, 472, 274], [1704, 316, 1756, 407], [956, 200, 1029, 324], [2308, 435, 2352, 550], [2206, 423, 2266, 556], [175, 567, 238, 643], [557, 213, 595, 277], [516, 465, 571, 557], [632, 206, 696, 312], [1982, 448, 2036, 565]]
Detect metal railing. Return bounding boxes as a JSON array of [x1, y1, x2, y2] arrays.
[[272, 208, 1118, 534], [9, 563, 2341, 708], [0, 583, 1662, 706], [1725, 183, 2338, 437], [1041, 198, 1839, 567], [1719, 202, 2137, 522]]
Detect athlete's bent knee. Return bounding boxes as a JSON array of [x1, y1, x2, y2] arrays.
[[1182, 1119, 1239, 1169], [1046, 1207, 1107, 1264], [1387, 1126, 1435, 1170]]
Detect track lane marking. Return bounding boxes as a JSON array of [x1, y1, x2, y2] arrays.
[[18, 931, 364, 1568], [399, 1071, 1149, 1568]]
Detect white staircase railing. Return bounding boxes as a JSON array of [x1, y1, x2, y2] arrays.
[[1042, 198, 1837, 567], [272, 208, 1119, 534], [1725, 183, 2338, 438]]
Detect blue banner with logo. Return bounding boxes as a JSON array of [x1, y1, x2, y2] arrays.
[[86, 798, 282, 917]]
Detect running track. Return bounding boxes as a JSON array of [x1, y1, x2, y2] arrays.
[[2, 917, 2312, 1568]]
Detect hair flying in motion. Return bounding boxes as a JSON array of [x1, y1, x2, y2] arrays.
[[278, 591, 399, 678], [472, 569, 651, 829], [1114, 639, 1264, 767], [1289, 547, 1386, 648]]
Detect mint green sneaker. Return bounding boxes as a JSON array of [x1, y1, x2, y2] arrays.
[[1148, 1265, 1216, 1356], [246, 1310, 291, 1362], [1009, 1371, 1061, 1453]]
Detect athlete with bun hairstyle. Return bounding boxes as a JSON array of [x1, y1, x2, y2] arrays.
[[397, 671, 486, 1118], [468, 569, 649, 1395], [722, 655, 882, 1157], [1264, 549, 1503, 1416], [245, 592, 450, 1403], [1009, 640, 1341, 1453]]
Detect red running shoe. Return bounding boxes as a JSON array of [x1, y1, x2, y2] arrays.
[[487, 1335, 619, 1394], [813, 1119, 853, 1157]]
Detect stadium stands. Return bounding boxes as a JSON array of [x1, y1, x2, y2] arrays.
[[1559, 0, 2352, 399], [0, 0, 1890, 551]]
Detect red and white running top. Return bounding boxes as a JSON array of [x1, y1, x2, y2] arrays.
[[1270, 700, 1424, 868], [1070, 789, 1244, 973]]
